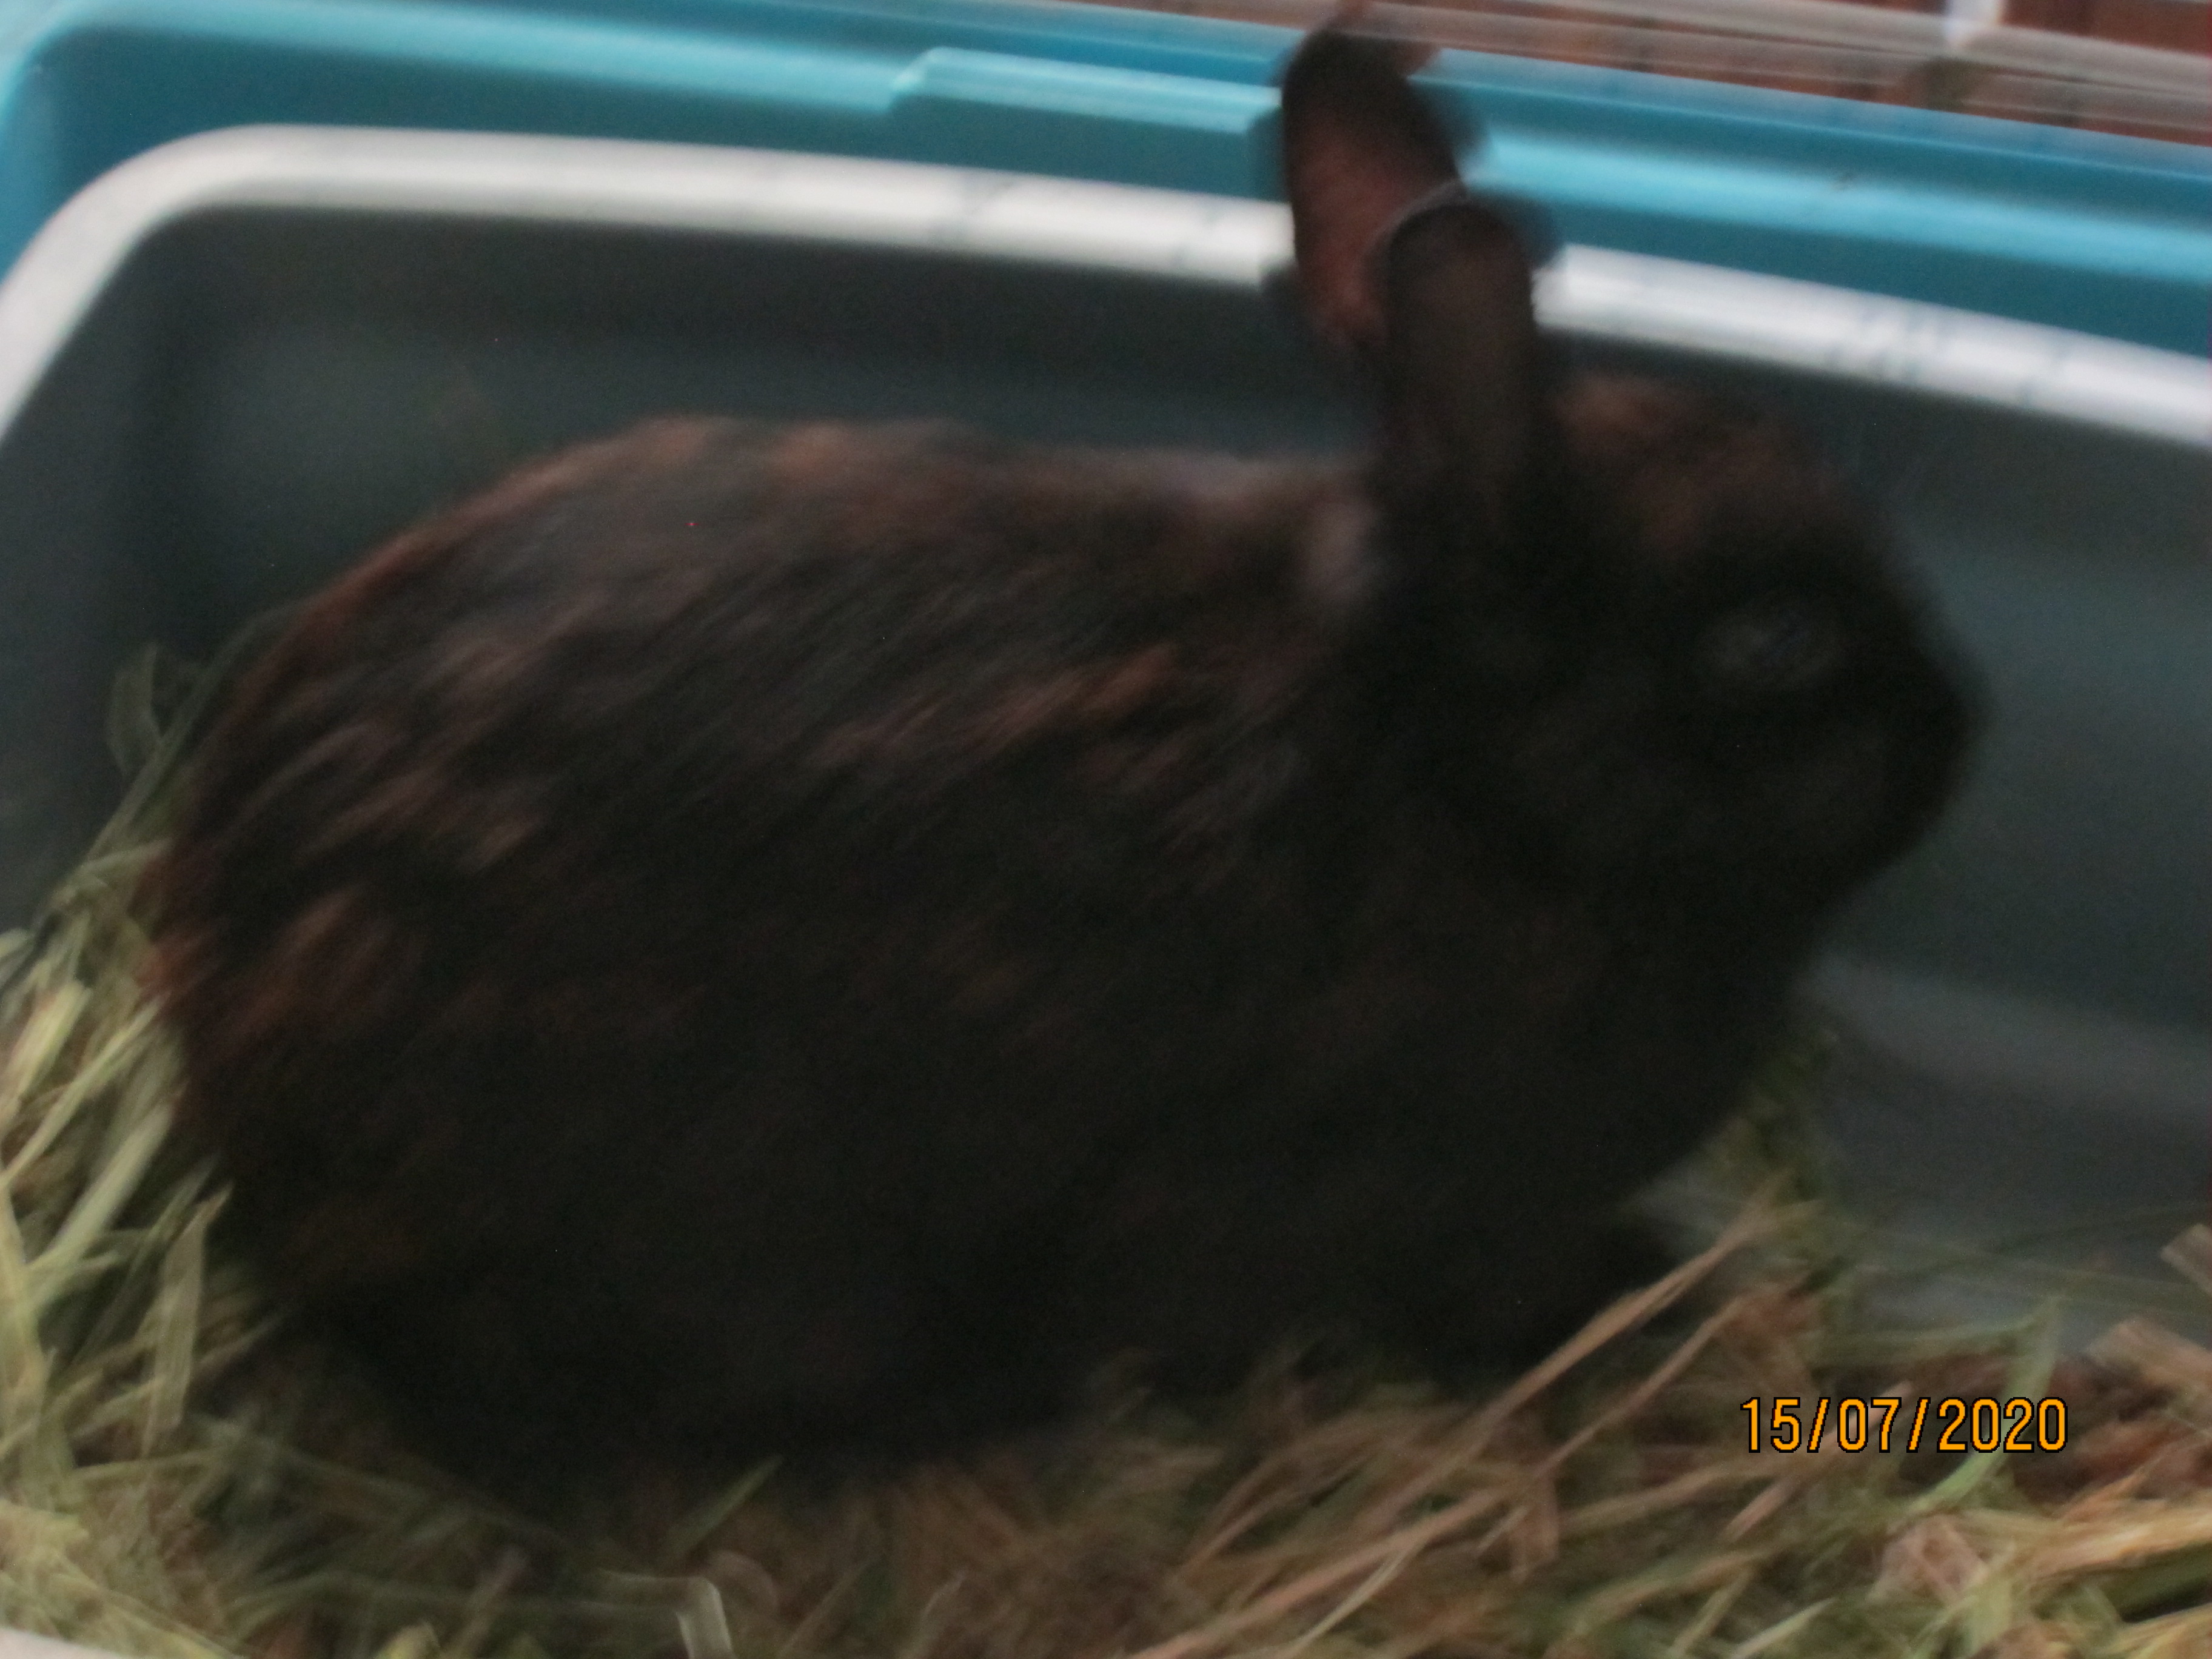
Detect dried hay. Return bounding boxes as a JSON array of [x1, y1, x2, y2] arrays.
[[0, 646, 2205, 1659]]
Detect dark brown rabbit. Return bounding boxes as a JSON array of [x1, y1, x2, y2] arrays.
[[149, 28, 1972, 1488]]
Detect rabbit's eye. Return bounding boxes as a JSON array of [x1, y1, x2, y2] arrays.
[[1694, 596, 1844, 695]]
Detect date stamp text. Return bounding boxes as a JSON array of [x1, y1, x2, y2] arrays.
[[1743, 1396, 2066, 1454]]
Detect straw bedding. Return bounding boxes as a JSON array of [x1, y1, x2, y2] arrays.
[[0, 648, 2205, 1659]]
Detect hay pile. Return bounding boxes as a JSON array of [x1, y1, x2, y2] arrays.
[[0, 650, 2207, 1659]]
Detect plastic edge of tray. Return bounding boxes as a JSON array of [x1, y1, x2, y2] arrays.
[[0, 124, 2205, 454]]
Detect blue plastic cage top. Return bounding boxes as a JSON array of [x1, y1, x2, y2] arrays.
[[0, 0, 2207, 356]]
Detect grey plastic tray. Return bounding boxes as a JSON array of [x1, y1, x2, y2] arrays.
[[1, 127, 2204, 1337]]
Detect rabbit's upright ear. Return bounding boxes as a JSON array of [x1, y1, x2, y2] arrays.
[[1279, 28, 1460, 360], [1282, 28, 1555, 534]]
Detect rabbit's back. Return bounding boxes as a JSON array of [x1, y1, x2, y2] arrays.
[[161, 423, 1330, 1148]]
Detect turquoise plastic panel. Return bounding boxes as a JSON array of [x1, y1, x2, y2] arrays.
[[0, 0, 2205, 352]]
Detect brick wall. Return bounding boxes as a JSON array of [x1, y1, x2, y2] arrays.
[[2006, 0, 2206, 52], [1084, 0, 2210, 142]]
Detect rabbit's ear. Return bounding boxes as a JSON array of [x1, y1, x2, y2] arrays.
[[1373, 199, 1553, 532], [1282, 30, 1552, 531], [1279, 27, 1460, 359]]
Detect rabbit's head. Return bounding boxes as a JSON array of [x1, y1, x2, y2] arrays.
[[1281, 30, 1974, 914]]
